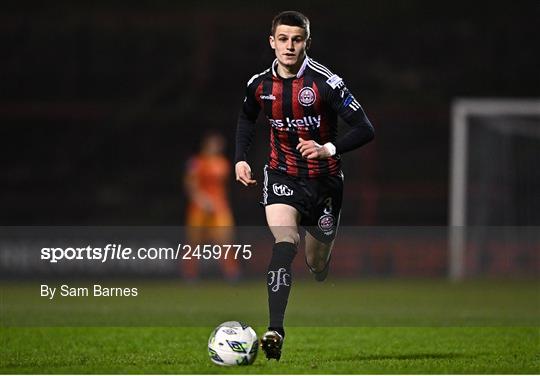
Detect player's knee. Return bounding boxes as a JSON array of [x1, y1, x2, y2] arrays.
[[274, 232, 300, 246]]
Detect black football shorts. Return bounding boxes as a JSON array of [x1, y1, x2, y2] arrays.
[[261, 165, 344, 243]]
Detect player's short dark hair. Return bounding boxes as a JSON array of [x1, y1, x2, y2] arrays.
[[271, 11, 310, 39]]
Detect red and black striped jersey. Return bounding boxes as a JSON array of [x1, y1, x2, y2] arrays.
[[236, 56, 373, 178]]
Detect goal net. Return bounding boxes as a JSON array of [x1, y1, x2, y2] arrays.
[[449, 99, 540, 280]]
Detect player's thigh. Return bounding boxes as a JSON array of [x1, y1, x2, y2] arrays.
[[265, 203, 301, 244]]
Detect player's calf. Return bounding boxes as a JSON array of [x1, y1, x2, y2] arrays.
[[305, 254, 332, 282], [305, 233, 333, 282]]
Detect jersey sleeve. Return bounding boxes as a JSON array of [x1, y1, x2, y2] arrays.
[[324, 75, 375, 154], [234, 79, 261, 163]]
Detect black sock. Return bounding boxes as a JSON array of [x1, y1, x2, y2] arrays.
[[267, 241, 297, 338]]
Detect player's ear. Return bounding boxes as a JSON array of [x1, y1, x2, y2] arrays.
[[306, 38, 312, 50], [269, 35, 276, 49]]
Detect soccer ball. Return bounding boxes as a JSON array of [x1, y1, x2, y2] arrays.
[[208, 321, 258, 366]]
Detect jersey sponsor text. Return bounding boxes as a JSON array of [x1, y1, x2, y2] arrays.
[[268, 115, 321, 130]]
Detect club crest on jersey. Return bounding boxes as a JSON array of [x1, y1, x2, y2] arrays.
[[272, 183, 293, 196], [318, 214, 335, 235], [298, 87, 316, 106]]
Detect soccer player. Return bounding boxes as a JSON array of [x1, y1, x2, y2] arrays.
[[234, 11, 374, 360], [183, 131, 240, 281]]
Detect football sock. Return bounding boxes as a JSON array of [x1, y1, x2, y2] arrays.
[[267, 241, 297, 338]]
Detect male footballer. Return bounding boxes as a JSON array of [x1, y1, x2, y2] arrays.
[[235, 10, 374, 360]]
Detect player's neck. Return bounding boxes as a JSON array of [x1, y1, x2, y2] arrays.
[[276, 64, 297, 79], [276, 56, 305, 79]]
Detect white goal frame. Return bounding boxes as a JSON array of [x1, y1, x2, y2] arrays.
[[448, 98, 540, 281]]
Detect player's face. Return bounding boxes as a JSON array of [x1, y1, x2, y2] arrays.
[[269, 25, 310, 69]]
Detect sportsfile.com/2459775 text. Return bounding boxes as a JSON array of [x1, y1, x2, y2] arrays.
[[40, 244, 252, 263]]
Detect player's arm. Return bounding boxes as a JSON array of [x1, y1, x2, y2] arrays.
[[326, 76, 375, 154], [235, 80, 261, 186], [297, 75, 374, 160]]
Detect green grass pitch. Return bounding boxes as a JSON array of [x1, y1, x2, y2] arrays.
[[1, 279, 539, 373]]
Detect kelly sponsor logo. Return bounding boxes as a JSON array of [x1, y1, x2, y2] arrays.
[[268, 115, 321, 130]]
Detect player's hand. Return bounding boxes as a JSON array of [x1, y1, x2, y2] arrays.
[[235, 161, 257, 186], [296, 137, 332, 159]]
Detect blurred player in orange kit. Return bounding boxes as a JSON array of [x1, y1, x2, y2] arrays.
[[182, 131, 240, 281]]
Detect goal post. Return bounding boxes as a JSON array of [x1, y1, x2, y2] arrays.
[[449, 98, 540, 281]]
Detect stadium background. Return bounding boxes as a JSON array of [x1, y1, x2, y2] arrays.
[[1, 1, 539, 279], [1, 3, 539, 373]]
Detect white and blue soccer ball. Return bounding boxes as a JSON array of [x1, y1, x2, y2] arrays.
[[208, 321, 258, 366]]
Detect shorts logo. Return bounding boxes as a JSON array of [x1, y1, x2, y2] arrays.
[[272, 183, 293, 196], [318, 214, 335, 235], [298, 87, 316, 106]]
